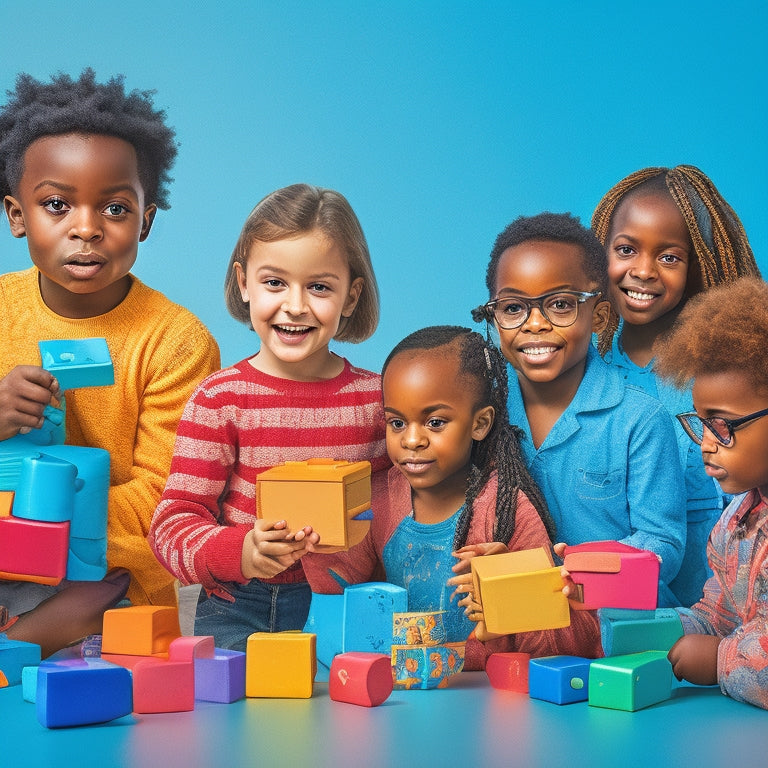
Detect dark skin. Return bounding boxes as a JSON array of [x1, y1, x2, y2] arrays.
[[667, 634, 721, 685]]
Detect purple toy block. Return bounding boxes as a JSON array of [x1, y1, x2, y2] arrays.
[[0, 634, 42, 686], [528, 655, 593, 705], [195, 648, 246, 703]]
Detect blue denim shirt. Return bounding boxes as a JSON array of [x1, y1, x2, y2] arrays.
[[507, 345, 686, 606]]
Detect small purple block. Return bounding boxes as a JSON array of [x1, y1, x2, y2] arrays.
[[195, 648, 246, 703], [529, 655, 593, 705]]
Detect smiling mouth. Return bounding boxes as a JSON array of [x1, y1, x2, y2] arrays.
[[274, 324, 313, 335], [624, 288, 657, 301], [518, 345, 558, 358]]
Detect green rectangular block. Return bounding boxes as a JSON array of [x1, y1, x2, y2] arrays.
[[588, 650, 672, 711]]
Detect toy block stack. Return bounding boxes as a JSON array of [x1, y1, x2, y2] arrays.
[[246, 632, 317, 698], [599, 608, 684, 656]]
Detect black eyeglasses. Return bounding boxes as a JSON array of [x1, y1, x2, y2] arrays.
[[676, 407, 768, 447], [473, 290, 601, 330]]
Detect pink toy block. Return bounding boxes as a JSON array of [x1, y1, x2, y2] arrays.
[[168, 635, 215, 662], [132, 657, 195, 714], [329, 652, 393, 707], [486, 652, 531, 692], [195, 649, 247, 703], [0, 516, 69, 585], [563, 541, 659, 611], [101, 605, 180, 656]]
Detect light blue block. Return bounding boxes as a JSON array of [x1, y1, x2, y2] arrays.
[[39, 338, 114, 391], [0, 635, 42, 686], [22, 665, 38, 701], [343, 582, 407, 655], [304, 592, 345, 669], [600, 608, 684, 656], [528, 655, 593, 704]]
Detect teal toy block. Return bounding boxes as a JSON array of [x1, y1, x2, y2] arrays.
[[599, 608, 684, 656], [343, 582, 408, 655], [22, 665, 38, 701], [39, 338, 114, 391], [0, 635, 42, 686], [304, 592, 345, 670], [528, 655, 593, 704], [12, 453, 80, 522], [588, 650, 673, 711], [195, 648, 246, 703]]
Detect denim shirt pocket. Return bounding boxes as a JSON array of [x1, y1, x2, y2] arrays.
[[575, 467, 625, 501]]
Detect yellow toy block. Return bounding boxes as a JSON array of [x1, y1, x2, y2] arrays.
[[471, 547, 570, 635], [0, 491, 13, 517], [100, 605, 181, 657], [256, 459, 371, 552], [245, 632, 317, 698]]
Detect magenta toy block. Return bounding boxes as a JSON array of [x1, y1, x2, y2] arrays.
[[599, 608, 684, 656], [39, 337, 114, 391], [304, 592, 345, 670], [0, 635, 42, 686], [0, 516, 69, 584], [168, 635, 215, 662], [528, 655, 593, 705], [195, 649, 246, 703], [343, 582, 408, 654], [329, 652, 393, 707], [132, 657, 195, 713], [563, 541, 659, 611], [486, 652, 531, 692], [37, 661, 132, 727]]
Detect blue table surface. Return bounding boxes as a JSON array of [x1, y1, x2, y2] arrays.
[[1, 672, 766, 768]]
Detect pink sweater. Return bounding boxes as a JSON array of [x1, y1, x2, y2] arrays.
[[149, 356, 389, 598]]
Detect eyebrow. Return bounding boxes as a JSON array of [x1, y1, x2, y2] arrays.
[[255, 265, 342, 281], [494, 286, 579, 297], [384, 404, 454, 416], [32, 179, 141, 197], [611, 232, 690, 248]]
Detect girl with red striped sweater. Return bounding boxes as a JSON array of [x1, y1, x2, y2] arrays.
[[149, 184, 389, 651]]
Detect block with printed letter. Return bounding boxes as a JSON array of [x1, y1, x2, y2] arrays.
[[38, 337, 114, 391], [563, 540, 659, 611], [0, 635, 42, 686], [529, 655, 593, 704], [100, 605, 180, 658], [256, 459, 372, 552], [246, 631, 317, 698], [0, 516, 69, 585], [588, 650, 673, 711], [599, 608, 684, 656], [486, 652, 531, 692], [329, 652, 393, 706], [471, 547, 569, 634], [195, 648, 246, 703], [343, 582, 408, 654]]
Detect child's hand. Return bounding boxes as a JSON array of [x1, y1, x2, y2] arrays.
[[0, 366, 60, 440], [240, 519, 320, 580], [667, 634, 721, 686], [553, 542, 581, 601]]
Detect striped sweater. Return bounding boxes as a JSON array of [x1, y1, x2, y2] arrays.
[[148, 356, 389, 599]]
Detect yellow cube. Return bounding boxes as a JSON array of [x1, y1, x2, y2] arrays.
[[471, 547, 570, 634], [100, 606, 181, 656], [256, 459, 371, 552], [246, 632, 317, 698]]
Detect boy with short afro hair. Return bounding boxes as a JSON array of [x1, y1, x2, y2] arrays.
[[655, 277, 768, 710], [0, 69, 219, 652]]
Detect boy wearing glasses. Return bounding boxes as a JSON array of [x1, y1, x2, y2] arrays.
[[655, 277, 768, 709], [473, 213, 686, 606]]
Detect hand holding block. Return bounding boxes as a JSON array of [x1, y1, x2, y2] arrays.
[[471, 547, 569, 635], [39, 338, 114, 391], [599, 608, 684, 656], [246, 632, 317, 698], [563, 541, 659, 611], [529, 655, 593, 704], [588, 651, 672, 711], [329, 652, 393, 706], [101, 606, 181, 657], [486, 652, 531, 692]]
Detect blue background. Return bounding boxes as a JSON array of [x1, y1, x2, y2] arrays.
[[2, 0, 766, 371]]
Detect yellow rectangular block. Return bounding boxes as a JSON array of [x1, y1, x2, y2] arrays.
[[0, 491, 13, 517], [246, 632, 317, 698], [471, 547, 570, 635], [101, 606, 181, 656], [256, 459, 371, 552]]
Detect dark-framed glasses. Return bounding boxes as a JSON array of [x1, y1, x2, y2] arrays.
[[473, 290, 601, 330], [676, 407, 768, 447]]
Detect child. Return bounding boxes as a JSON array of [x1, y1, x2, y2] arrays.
[[149, 183, 389, 652], [654, 277, 768, 710], [472, 212, 686, 606], [592, 166, 761, 606], [0, 70, 220, 654], [302, 326, 603, 670]]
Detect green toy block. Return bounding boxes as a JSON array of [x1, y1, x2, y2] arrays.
[[588, 650, 672, 711]]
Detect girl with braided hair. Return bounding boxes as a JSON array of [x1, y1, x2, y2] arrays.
[[592, 166, 761, 606], [302, 326, 602, 670]]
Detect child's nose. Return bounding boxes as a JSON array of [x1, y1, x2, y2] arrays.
[[281, 286, 307, 315], [628, 253, 657, 280], [402, 424, 426, 449], [521, 305, 552, 332], [699, 425, 720, 453], [68, 207, 102, 242]]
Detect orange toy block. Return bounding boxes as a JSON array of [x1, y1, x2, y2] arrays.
[[0, 491, 13, 517], [0, 516, 69, 585], [132, 657, 195, 714], [256, 459, 371, 552], [246, 632, 317, 698], [101, 606, 180, 657], [471, 547, 570, 635]]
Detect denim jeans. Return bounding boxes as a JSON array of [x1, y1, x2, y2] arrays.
[[194, 579, 312, 652]]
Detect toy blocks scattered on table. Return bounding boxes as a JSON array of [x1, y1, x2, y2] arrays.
[[195, 648, 246, 703], [600, 608, 684, 656], [588, 651, 673, 711], [529, 655, 593, 705], [257, 459, 372, 552], [246, 631, 317, 698], [39, 337, 114, 391], [0, 634, 42, 686], [101, 606, 181, 658], [329, 652, 393, 706], [486, 652, 531, 692], [471, 547, 570, 634], [563, 541, 659, 611]]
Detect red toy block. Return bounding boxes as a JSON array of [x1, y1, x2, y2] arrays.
[[486, 652, 531, 692], [168, 635, 215, 662], [101, 605, 180, 656], [132, 657, 195, 714], [329, 652, 393, 707], [563, 541, 659, 611], [0, 516, 69, 585]]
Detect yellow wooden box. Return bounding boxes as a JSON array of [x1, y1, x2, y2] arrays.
[[471, 547, 570, 635], [246, 631, 317, 699], [256, 459, 372, 552]]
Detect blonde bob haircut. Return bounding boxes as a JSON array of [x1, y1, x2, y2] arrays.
[[224, 183, 379, 343]]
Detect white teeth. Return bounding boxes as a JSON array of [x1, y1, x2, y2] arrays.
[[276, 325, 310, 334], [626, 289, 655, 301], [521, 346, 556, 356]]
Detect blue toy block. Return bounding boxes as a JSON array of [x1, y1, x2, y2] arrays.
[[600, 608, 684, 656], [343, 582, 408, 655], [528, 655, 593, 704], [303, 592, 345, 670], [12, 453, 80, 522], [0, 635, 42, 686], [22, 665, 38, 701], [195, 648, 246, 703], [36, 660, 132, 727], [588, 650, 673, 711], [39, 338, 114, 391]]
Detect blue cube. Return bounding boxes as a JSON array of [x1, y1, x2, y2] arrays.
[[529, 655, 593, 704]]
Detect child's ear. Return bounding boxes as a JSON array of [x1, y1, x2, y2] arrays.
[[4, 195, 26, 238], [472, 405, 495, 442], [233, 262, 249, 302], [591, 299, 612, 335], [138, 204, 157, 242], [341, 277, 364, 318]]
